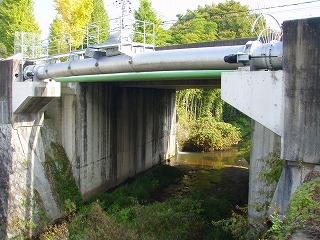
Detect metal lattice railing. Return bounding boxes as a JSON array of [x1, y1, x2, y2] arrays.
[[14, 17, 155, 63]]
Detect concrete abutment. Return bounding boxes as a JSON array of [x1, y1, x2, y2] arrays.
[[223, 17, 320, 229], [46, 83, 176, 200], [0, 59, 176, 237]]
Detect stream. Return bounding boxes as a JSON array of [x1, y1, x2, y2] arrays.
[[160, 149, 250, 208]]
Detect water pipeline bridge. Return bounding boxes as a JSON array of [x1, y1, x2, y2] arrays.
[[1, 16, 320, 238]]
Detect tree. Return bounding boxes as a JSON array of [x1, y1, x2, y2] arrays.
[[196, 0, 258, 40], [0, 0, 40, 55], [52, 0, 93, 49], [48, 16, 66, 55], [88, 0, 110, 45], [0, 43, 7, 58], [172, 1, 257, 152], [169, 0, 259, 43], [170, 17, 218, 44], [134, 0, 170, 46]]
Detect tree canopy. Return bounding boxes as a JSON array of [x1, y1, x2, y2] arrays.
[[49, 0, 110, 53], [51, 0, 93, 50], [48, 16, 65, 54], [169, 0, 257, 44], [134, 0, 170, 46], [170, 16, 218, 44], [88, 0, 109, 44], [171, 0, 256, 151], [0, 0, 40, 55]]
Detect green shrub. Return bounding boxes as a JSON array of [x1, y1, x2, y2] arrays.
[[265, 180, 320, 239], [183, 117, 241, 152]]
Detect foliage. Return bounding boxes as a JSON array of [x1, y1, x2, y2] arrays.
[[40, 221, 69, 240], [264, 180, 320, 239], [252, 149, 284, 215], [38, 163, 251, 239], [196, 0, 258, 40], [176, 89, 203, 122], [91, 164, 184, 207], [44, 142, 82, 215], [48, 16, 66, 55], [170, 15, 218, 44], [213, 205, 264, 240], [171, 1, 260, 154], [237, 136, 251, 163], [0, 43, 7, 58], [183, 116, 241, 152], [51, 0, 93, 50], [175, 89, 246, 153], [119, 198, 206, 240], [134, 0, 170, 46], [88, 0, 109, 44], [168, 0, 259, 44], [0, 0, 40, 54], [67, 202, 136, 240], [258, 149, 284, 187], [7, 190, 50, 239]]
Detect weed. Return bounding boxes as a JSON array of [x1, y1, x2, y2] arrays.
[[43, 142, 82, 214], [264, 180, 320, 239]]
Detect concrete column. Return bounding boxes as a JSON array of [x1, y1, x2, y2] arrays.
[[282, 17, 320, 165], [248, 121, 281, 225], [274, 17, 320, 214]]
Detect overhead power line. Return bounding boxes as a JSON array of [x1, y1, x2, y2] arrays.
[[160, 0, 320, 23]]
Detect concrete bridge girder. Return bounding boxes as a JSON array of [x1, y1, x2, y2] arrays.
[[222, 70, 283, 136]]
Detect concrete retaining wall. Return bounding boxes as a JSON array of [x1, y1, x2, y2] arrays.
[[0, 116, 61, 238], [47, 83, 176, 199]]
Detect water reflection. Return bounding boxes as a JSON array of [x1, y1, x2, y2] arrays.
[[169, 148, 249, 169]]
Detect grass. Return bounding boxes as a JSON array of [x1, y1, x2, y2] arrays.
[[38, 164, 246, 239]]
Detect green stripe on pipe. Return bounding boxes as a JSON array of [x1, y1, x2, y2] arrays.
[[54, 70, 235, 83]]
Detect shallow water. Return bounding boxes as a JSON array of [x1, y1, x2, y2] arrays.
[[155, 149, 250, 208], [168, 148, 249, 169]]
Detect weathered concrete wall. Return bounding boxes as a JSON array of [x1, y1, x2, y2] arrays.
[[248, 121, 281, 225], [0, 60, 17, 124], [47, 83, 176, 200], [0, 60, 60, 238], [0, 120, 61, 238], [1, 59, 176, 237], [270, 17, 320, 216], [282, 17, 320, 164]]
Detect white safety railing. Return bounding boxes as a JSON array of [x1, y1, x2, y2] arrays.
[[14, 17, 155, 63]]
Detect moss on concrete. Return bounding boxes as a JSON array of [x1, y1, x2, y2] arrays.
[[44, 142, 82, 215]]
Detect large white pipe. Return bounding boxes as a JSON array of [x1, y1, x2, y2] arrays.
[[25, 45, 246, 81], [24, 41, 283, 81]]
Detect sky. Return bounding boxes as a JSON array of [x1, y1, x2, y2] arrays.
[[34, 0, 320, 39]]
